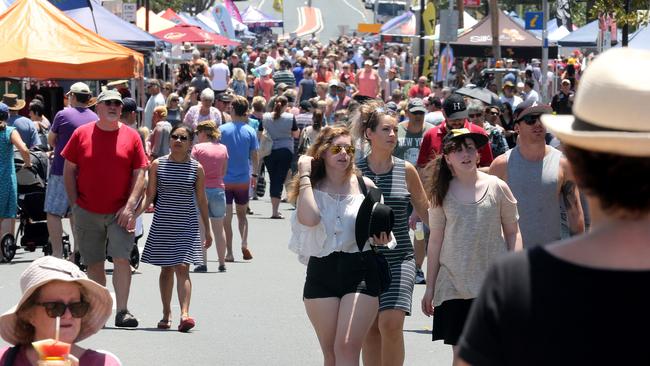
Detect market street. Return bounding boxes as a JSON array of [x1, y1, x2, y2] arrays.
[[0, 198, 453, 365]]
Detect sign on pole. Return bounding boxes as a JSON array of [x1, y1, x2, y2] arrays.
[[464, 0, 481, 8], [525, 12, 544, 30], [122, 3, 136, 23], [439, 9, 459, 42]]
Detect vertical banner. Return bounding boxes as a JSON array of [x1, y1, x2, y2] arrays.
[[273, 0, 283, 13], [436, 45, 454, 82], [422, 1, 436, 79], [214, 4, 236, 39], [48, 0, 92, 11], [224, 0, 243, 23]]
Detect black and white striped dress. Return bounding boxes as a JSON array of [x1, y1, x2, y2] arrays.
[[142, 156, 202, 266], [357, 156, 416, 314]]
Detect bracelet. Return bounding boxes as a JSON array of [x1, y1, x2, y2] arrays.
[[252, 174, 258, 177]]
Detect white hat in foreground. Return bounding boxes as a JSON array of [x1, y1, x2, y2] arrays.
[[541, 48, 650, 157]]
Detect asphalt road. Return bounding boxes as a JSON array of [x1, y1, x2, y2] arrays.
[[0, 198, 453, 365], [235, 0, 374, 41]]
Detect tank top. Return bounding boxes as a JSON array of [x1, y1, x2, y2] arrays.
[[506, 146, 562, 249], [357, 70, 378, 97]]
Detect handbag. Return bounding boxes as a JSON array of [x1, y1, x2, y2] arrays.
[[355, 176, 393, 293], [256, 174, 266, 198], [258, 129, 273, 158]]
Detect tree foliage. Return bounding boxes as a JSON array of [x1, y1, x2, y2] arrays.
[[588, 0, 649, 26], [148, 0, 216, 15]]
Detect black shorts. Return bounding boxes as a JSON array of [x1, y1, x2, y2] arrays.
[[303, 251, 381, 299], [432, 298, 475, 345]]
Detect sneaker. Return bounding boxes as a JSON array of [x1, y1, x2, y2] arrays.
[[194, 265, 207, 273], [415, 269, 426, 285], [218, 264, 226, 272], [115, 310, 139, 328]]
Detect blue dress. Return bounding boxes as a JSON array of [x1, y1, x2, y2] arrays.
[[0, 126, 17, 218]]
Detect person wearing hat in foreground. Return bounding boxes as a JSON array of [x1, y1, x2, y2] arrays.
[[2, 94, 40, 149], [288, 126, 395, 366], [61, 90, 148, 328], [0, 256, 120, 365], [488, 104, 585, 249], [420, 128, 522, 364], [457, 47, 650, 366], [0, 102, 32, 241], [45, 82, 98, 259]]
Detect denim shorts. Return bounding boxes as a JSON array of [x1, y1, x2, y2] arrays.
[[44, 174, 69, 217], [206, 188, 226, 218]]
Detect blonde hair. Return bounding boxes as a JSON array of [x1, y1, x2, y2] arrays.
[[153, 105, 168, 118], [196, 120, 221, 141], [252, 96, 267, 112], [233, 68, 246, 82], [166, 93, 180, 109]]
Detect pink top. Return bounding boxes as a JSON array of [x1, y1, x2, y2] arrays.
[[0, 346, 121, 366], [183, 105, 222, 130], [255, 76, 275, 101], [191, 142, 228, 189], [357, 70, 378, 97]]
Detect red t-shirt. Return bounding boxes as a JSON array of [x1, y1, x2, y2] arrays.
[[416, 121, 494, 168], [62, 122, 148, 214], [408, 85, 432, 98]]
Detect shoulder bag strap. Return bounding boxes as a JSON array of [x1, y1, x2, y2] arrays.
[[356, 175, 368, 196]]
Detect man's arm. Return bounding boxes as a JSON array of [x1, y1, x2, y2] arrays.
[[48, 131, 58, 149], [487, 154, 508, 181], [63, 160, 78, 207], [116, 168, 146, 229], [560, 158, 585, 235]]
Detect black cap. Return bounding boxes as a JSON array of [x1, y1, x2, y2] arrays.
[[216, 92, 234, 102], [408, 98, 426, 113], [299, 100, 312, 111], [443, 94, 468, 120], [122, 97, 142, 113]]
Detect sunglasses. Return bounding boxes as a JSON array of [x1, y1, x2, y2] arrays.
[[36, 301, 89, 318], [521, 115, 541, 125], [329, 145, 355, 155], [487, 111, 500, 116], [103, 101, 122, 107], [170, 134, 189, 141], [468, 113, 482, 118]]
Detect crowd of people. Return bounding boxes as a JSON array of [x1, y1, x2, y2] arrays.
[[0, 32, 648, 366]]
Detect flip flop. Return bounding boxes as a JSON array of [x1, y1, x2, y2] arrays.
[[270, 214, 284, 219], [157, 319, 171, 329], [178, 317, 196, 333], [242, 248, 253, 260]]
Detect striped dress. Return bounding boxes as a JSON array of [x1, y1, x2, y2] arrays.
[[357, 156, 416, 314], [142, 156, 202, 266]]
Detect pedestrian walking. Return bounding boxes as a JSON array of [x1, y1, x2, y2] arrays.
[[421, 128, 521, 364], [45, 83, 97, 258], [166, 93, 183, 128], [143, 79, 166, 130], [458, 47, 650, 366], [219, 96, 259, 261], [209, 54, 230, 95], [260, 96, 299, 219], [356, 60, 381, 100], [352, 102, 429, 366], [138, 125, 212, 333], [488, 105, 585, 248], [62, 90, 148, 328], [149, 106, 172, 159], [288, 126, 393, 366], [2, 94, 40, 149], [183, 89, 222, 131], [192, 121, 228, 272]]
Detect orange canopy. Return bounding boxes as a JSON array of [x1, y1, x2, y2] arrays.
[[0, 0, 144, 79]]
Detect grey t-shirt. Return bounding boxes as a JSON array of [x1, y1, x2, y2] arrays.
[[262, 112, 297, 152]]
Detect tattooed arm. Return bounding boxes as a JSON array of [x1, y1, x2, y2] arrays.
[[560, 157, 585, 235]]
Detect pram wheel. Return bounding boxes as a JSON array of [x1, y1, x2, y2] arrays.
[[1, 234, 17, 263], [43, 242, 52, 256], [73, 251, 86, 271]]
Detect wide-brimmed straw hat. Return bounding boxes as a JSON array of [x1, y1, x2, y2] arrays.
[[541, 48, 650, 157], [0, 257, 112, 345], [2, 94, 26, 111]]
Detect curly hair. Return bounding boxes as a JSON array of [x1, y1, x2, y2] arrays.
[[349, 100, 397, 143]]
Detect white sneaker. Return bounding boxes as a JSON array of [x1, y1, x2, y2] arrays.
[[415, 269, 426, 285]]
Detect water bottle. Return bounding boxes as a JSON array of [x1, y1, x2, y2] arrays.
[[415, 222, 424, 241]]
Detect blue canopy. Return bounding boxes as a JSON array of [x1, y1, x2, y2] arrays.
[[65, 4, 162, 52], [558, 19, 621, 47], [627, 26, 650, 50], [179, 12, 220, 34]]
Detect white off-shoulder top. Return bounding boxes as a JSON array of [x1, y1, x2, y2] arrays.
[[289, 189, 396, 264]]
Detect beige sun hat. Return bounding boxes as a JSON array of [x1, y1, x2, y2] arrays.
[[0, 257, 112, 345], [541, 48, 650, 157]]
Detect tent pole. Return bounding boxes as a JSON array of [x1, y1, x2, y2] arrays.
[[541, 0, 549, 102], [87, 0, 99, 33]]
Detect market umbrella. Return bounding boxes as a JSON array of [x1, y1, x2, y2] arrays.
[[152, 24, 239, 46], [455, 87, 500, 106]]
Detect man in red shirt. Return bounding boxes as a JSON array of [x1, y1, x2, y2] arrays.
[[62, 90, 148, 328], [416, 93, 494, 168], [408, 76, 433, 98]]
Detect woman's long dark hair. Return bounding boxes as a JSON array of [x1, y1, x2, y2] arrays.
[[273, 96, 288, 120], [425, 138, 474, 207]]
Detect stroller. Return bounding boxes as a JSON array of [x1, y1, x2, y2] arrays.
[[1, 150, 71, 263]]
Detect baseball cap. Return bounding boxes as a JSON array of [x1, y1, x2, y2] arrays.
[[385, 101, 398, 112], [502, 81, 515, 89], [68, 82, 91, 95], [443, 94, 468, 120], [122, 97, 142, 113], [276, 83, 289, 91], [96, 90, 123, 104], [561, 79, 571, 85], [299, 100, 312, 111], [442, 128, 489, 149], [408, 98, 426, 113], [216, 92, 234, 102]]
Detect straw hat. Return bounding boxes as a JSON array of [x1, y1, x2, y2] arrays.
[[541, 48, 650, 157], [0, 257, 112, 345], [2, 94, 26, 111]]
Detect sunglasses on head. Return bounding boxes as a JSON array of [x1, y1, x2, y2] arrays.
[[329, 145, 355, 155], [103, 100, 122, 107], [468, 113, 482, 118], [170, 134, 189, 141], [36, 301, 89, 318]]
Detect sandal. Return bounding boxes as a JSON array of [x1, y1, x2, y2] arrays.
[[270, 214, 284, 219], [242, 247, 253, 260], [178, 316, 196, 333], [157, 319, 171, 329]]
